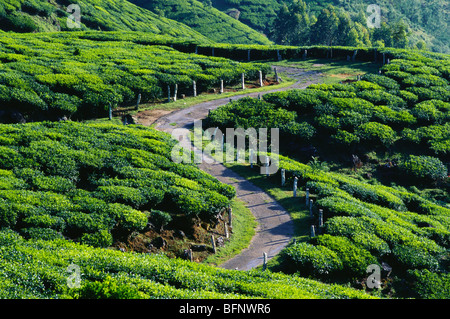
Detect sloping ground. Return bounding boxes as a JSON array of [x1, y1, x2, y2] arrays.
[[0, 0, 209, 43], [129, 0, 272, 45], [210, 0, 449, 53], [0, 229, 375, 299]]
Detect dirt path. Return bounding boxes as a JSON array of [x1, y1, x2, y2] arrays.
[[139, 66, 320, 270]]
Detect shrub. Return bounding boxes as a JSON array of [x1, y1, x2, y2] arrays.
[[0, 200, 16, 227], [21, 227, 64, 241], [81, 229, 114, 248], [407, 269, 450, 299], [149, 210, 172, 231], [411, 101, 445, 124], [76, 276, 142, 299], [399, 155, 448, 182], [313, 234, 377, 277], [331, 130, 360, 146], [372, 105, 416, 127], [94, 186, 147, 209], [361, 74, 400, 90], [108, 203, 147, 234], [356, 122, 397, 147], [392, 245, 440, 271], [284, 242, 343, 277]]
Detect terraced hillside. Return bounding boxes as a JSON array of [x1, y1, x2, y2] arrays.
[[0, 31, 269, 122], [0, 0, 209, 43], [0, 121, 375, 300], [129, 0, 273, 45], [205, 47, 450, 298]]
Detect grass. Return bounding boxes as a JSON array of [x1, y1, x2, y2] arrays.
[[203, 198, 258, 267], [273, 58, 380, 84]]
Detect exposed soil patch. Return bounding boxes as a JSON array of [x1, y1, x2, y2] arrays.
[[113, 214, 231, 262]]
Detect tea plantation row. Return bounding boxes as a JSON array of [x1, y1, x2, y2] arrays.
[[0, 121, 236, 247], [0, 229, 376, 299], [0, 31, 270, 121], [204, 48, 449, 298], [0, 122, 377, 299], [206, 49, 450, 167]]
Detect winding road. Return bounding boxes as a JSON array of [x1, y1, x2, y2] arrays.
[[139, 66, 322, 270]]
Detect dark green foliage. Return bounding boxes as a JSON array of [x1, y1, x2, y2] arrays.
[[149, 210, 172, 231], [0, 31, 266, 121], [0, 0, 210, 41], [284, 242, 343, 278], [407, 269, 450, 299], [356, 122, 397, 147], [313, 234, 377, 277], [399, 155, 448, 182], [129, 0, 272, 45], [0, 232, 374, 299], [0, 122, 233, 247]]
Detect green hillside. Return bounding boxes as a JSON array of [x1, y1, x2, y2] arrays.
[[0, 31, 269, 122], [0, 122, 375, 300], [209, 0, 449, 53], [0, 0, 210, 44], [129, 0, 273, 45]]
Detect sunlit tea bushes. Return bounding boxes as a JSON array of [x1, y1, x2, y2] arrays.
[[0, 230, 376, 299], [269, 154, 449, 297], [0, 122, 235, 246], [0, 31, 269, 121], [207, 49, 449, 161]]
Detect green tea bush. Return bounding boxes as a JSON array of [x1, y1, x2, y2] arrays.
[[313, 234, 377, 277], [0, 122, 233, 246], [356, 122, 397, 147], [407, 269, 450, 299], [356, 90, 406, 107], [149, 210, 172, 231], [398, 155, 448, 182], [284, 242, 343, 278], [331, 130, 360, 146], [373, 106, 416, 127], [411, 101, 447, 124], [362, 74, 400, 90]]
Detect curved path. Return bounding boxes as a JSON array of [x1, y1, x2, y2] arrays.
[[140, 66, 321, 270]]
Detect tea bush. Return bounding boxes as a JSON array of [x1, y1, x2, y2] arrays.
[[0, 122, 234, 246], [398, 155, 448, 182]]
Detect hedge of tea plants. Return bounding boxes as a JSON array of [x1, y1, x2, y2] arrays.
[[0, 229, 376, 299], [205, 47, 449, 298], [258, 153, 449, 298], [0, 31, 270, 121], [0, 0, 211, 42], [206, 48, 450, 166], [0, 121, 236, 247]]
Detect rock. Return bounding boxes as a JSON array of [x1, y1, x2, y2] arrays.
[[216, 236, 225, 247]]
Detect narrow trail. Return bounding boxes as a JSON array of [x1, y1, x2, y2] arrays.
[[139, 66, 321, 270]]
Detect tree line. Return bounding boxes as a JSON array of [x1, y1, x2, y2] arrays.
[[270, 1, 411, 50]]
